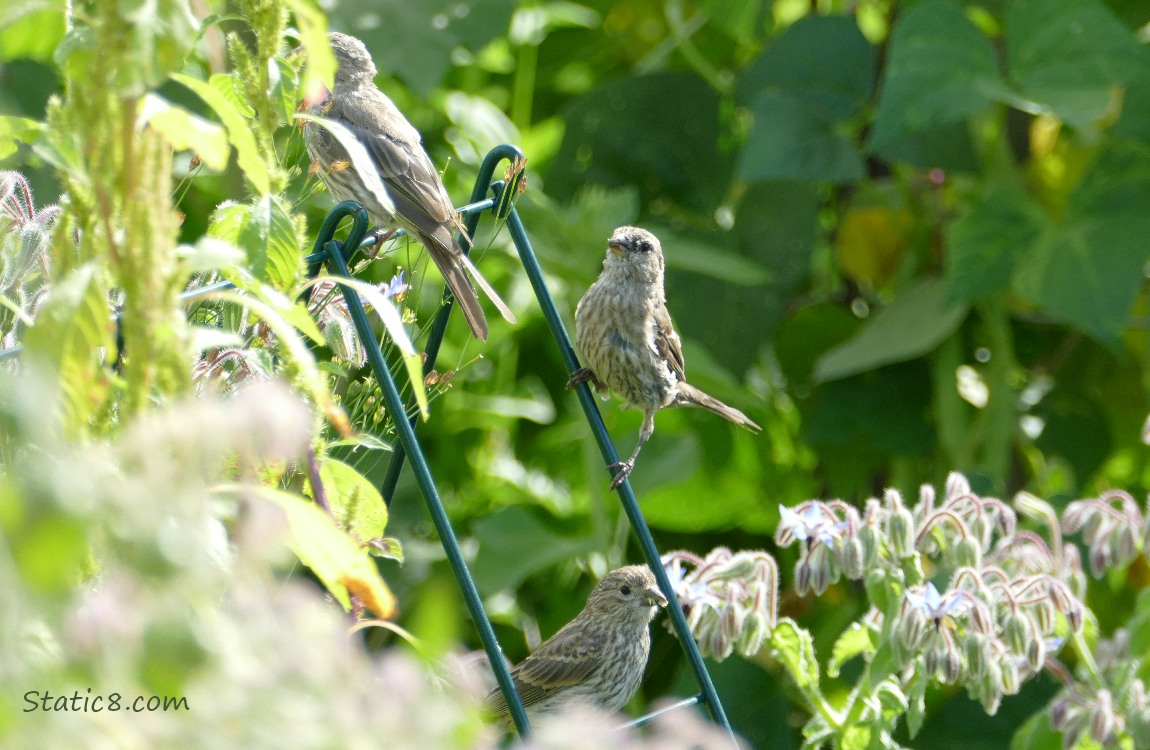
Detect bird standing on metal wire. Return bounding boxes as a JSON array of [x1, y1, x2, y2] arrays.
[[571, 226, 761, 489], [302, 32, 514, 341], [484, 565, 668, 723]]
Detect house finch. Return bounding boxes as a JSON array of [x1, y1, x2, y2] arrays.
[[571, 226, 761, 489], [302, 32, 514, 341], [484, 565, 668, 723]]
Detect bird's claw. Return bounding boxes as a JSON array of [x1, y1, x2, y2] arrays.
[[566, 367, 596, 390], [608, 460, 634, 490]]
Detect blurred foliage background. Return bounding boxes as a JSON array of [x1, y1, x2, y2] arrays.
[[3, 0, 1150, 747]]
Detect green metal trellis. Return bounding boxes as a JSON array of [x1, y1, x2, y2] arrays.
[[310, 144, 735, 741], [0, 144, 737, 743]]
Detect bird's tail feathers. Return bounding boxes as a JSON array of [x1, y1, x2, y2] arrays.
[[425, 242, 489, 341], [676, 383, 761, 432]]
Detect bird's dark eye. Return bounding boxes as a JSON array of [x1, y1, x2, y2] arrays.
[[636, 240, 651, 253], [620, 585, 632, 596]]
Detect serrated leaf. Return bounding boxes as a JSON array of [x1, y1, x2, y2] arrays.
[[171, 72, 270, 195], [828, 622, 876, 677], [139, 94, 229, 171], [208, 73, 254, 119], [252, 485, 396, 618], [769, 618, 819, 690], [814, 277, 969, 382], [21, 263, 112, 434], [239, 195, 300, 289], [318, 456, 388, 543]]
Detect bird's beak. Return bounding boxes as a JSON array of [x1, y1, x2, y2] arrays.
[[644, 586, 668, 608], [607, 239, 626, 256]]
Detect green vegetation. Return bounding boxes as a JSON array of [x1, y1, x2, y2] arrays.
[[2, 0, 1150, 747]]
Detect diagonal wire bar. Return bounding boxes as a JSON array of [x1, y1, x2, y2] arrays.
[[497, 184, 735, 739], [311, 200, 533, 738]]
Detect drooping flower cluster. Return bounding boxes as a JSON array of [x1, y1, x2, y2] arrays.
[[660, 547, 778, 661], [776, 473, 1088, 717], [1062, 489, 1147, 576], [1048, 629, 1150, 750]]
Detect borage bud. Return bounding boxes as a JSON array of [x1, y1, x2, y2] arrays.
[[954, 535, 982, 568], [1026, 634, 1046, 672], [737, 611, 770, 657], [899, 605, 928, 652], [888, 507, 916, 559], [1004, 612, 1031, 655], [840, 536, 865, 580], [1088, 690, 1117, 746], [965, 634, 991, 678]]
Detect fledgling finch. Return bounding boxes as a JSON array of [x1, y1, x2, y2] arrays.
[[302, 32, 514, 341], [571, 226, 761, 489], [484, 565, 668, 723]]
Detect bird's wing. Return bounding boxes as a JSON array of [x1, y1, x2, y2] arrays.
[[344, 121, 462, 246], [487, 621, 607, 717], [653, 301, 686, 383]]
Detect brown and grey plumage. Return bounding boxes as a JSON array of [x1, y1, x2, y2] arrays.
[[570, 226, 761, 489], [302, 32, 514, 341], [484, 565, 668, 722]]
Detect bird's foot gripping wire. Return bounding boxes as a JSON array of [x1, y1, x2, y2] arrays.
[[608, 459, 634, 490], [365, 227, 398, 257], [566, 367, 598, 390]]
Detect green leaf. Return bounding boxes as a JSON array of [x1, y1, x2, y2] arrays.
[[659, 232, 771, 286], [737, 16, 873, 183], [0, 116, 42, 160], [1009, 710, 1062, 750], [1012, 141, 1150, 341], [814, 277, 969, 382], [295, 113, 397, 217], [318, 457, 389, 543], [1005, 0, 1149, 127], [171, 72, 270, 195], [251, 485, 397, 618], [285, 0, 333, 101], [828, 622, 876, 677], [839, 725, 875, 750], [945, 184, 1046, 304], [239, 195, 300, 290], [470, 506, 598, 593], [21, 263, 113, 434], [547, 72, 734, 211], [769, 618, 819, 690], [139, 94, 229, 171], [1127, 587, 1150, 656], [869, 0, 1003, 156], [0, 1, 66, 62]]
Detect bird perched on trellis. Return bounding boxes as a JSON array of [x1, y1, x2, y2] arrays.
[[484, 565, 668, 722], [571, 226, 761, 489], [302, 32, 514, 341]]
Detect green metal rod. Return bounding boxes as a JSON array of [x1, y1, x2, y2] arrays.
[[378, 144, 526, 506], [500, 200, 735, 737], [320, 221, 533, 739]]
